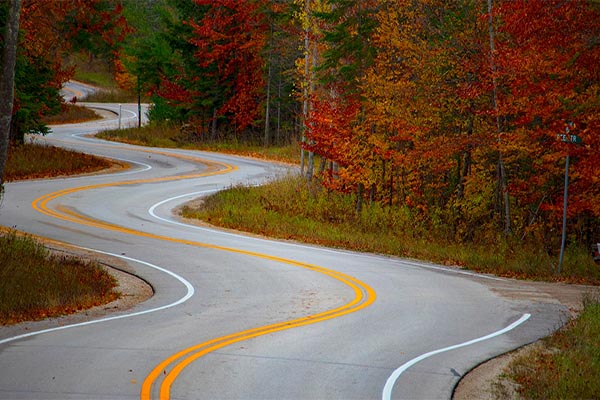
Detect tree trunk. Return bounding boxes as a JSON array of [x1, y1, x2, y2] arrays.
[[276, 63, 282, 145], [300, 0, 310, 176], [264, 23, 273, 148], [0, 0, 22, 187], [306, 150, 314, 181], [211, 108, 217, 140], [356, 182, 364, 213], [457, 111, 473, 200]]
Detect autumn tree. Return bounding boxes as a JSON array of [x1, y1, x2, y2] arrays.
[[184, 0, 268, 137], [300, 0, 599, 250], [306, 0, 380, 210], [9, 0, 129, 143], [490, 0, 600, 246], [262, 1, 302, 147]]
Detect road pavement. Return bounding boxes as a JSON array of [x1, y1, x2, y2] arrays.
[[0, 104, 569, 399]]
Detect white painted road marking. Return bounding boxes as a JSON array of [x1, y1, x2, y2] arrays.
[[382, 313, 531, 400]]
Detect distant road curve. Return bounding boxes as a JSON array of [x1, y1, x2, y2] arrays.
[[61, 80, 99, 102]]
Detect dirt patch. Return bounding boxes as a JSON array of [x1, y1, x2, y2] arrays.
[[453, 343, 536, 400]]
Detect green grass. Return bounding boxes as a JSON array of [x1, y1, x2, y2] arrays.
[[181, 175, 600, 285], [83, 88, 139, 103], [0, 232, 119, 325], [506, 294, 600, 399], [67, 51, 116, 89], [64, 51, 139, 103], [5, 142, 113, 182]]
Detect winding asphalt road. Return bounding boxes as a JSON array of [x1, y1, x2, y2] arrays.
[[0, 104, 569, 399]]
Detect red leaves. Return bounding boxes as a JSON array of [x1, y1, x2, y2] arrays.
[[19, 0, 130, 90], [489, 0, 600, 219], [188, 0, 268, 131], [305, 90, 361, 166]]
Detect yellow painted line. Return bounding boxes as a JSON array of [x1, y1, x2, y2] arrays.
[[30, 153, 376, 400], [154, 270, 374, 400]]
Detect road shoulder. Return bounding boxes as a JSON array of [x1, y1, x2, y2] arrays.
[[453, 280, 597, 399]]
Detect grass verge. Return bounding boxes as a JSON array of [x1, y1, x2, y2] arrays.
[[1, 129, 123, 326], [0, 232, 119, 325], [504, 294, 600, 399], [42, 104, 101, 125], [5, 142, 113, 182], [96, 125, 301, 164], [181, 175, 600, 285]]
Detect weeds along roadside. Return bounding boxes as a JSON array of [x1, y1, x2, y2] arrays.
[[5, 142, 112, 182], [503, 293, 600, 399], [179, 174, 600, 286], [96, 125, 301, 164]]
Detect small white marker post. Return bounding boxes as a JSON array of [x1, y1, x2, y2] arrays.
[[118, 104, 122, 129]]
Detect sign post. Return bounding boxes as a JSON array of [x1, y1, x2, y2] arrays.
[[557, 122, 581, 274]]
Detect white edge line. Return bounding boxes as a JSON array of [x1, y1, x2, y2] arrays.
[[91, 155, 152, 176], [381, 313, 531, 400], [0, 248, 194, 346], [148, 190, 220, 225]]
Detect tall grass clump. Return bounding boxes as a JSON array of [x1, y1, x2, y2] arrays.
[[5, 143, 112, 181], [0, 232, 119, 324], [181, 175, 600, 284], [505, 293, 600, 399]]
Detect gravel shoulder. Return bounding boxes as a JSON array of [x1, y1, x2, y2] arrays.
[[453, 279, 599, 399]]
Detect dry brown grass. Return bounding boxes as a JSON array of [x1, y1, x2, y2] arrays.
[[4, 142, 112, 182], [0, 232, 119, 325], [42, 104, 101, 125]]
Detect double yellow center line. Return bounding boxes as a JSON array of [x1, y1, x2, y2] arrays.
[[31, 150, 376, 400]]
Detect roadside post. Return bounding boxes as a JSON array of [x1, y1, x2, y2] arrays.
[[557, 122, 582, 274], [118, 104, 122, 129]]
